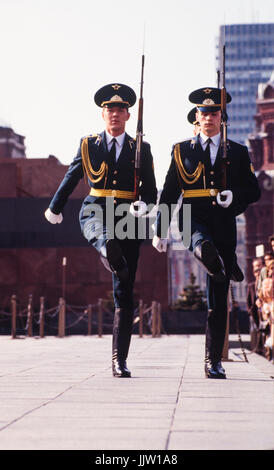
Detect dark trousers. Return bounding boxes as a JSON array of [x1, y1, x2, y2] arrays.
[[92, 235, 142, 362], [111, 238, 141, 309], [81, 206, 143, 363], [92, 236, 141, 309], [190, 218, 236, 362]]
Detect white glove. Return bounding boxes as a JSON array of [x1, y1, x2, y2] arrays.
[[152, 235, 167, 253], [44, 208, 63, 224], [129, 200, 147, 218], [216, 190, 233, 208]]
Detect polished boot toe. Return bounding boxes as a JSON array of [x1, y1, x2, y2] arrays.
[[205, 360, 226, 379], [112, 359, 131, 378], [216, 361, 226, 376]]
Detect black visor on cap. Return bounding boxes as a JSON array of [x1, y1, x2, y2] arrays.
[[94, 83, 136, 108], [189, 87, 232, 110]]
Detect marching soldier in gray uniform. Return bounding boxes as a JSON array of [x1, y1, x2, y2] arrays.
[[45, 83, 157, 377], [153, 87, 260, 379]]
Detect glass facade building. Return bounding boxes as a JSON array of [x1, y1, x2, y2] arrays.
[[216, 23, 274, 145]]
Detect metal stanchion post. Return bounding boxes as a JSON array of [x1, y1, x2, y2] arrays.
[[87, 304, 92, 335], [152, 301, 157, 337], [58, 298, 66, 338], [11, 294, 17, 339], [222, 293, 230, 361], [27, 294, 33, 337], [39, 296, 45, 338], [139, 299, 143, 337], [62, 257, 67, 300], [157, 302, 162, 337], [98, 299, 103, 338]]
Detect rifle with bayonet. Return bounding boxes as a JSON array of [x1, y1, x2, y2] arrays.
[[134, 54, 145, 200], [220, 43, 228, 195]]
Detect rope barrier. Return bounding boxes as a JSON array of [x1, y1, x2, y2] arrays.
[[3, 294, 163, 339]]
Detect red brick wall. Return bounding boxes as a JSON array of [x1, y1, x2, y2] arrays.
[[0, 156, 88, 199], [0, 244, 168, 311], [0, 163, 17, 197]]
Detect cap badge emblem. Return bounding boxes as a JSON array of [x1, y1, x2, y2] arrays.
[[110, 95, 123, 102], [203, 98, 215, 105], [203, 88, 212, 94], [112, 84, 121, 91]]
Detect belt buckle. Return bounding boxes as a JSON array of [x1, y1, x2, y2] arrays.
[[209, 189, 216, 196]]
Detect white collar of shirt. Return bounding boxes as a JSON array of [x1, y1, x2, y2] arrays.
[[199, 132, 220, 165], [105, 131, 125, 160], [105, 131, 125, 147], [199, 132, 221, 148]]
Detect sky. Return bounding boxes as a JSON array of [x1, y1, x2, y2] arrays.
[[1, 0, 274, 188]]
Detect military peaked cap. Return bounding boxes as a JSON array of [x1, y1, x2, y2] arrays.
[[189, 87, 232, 112], [187, 107, 199, 125], [94, 83, 136, 108]]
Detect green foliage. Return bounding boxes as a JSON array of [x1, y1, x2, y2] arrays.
[[172, 273, 207, 311]]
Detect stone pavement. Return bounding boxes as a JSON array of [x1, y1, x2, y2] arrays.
[[0, 334, 273, 451]]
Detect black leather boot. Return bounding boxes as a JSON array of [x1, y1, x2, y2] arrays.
[[112, 354, 131, 378], [112, 308, 133, 377], [105, 239, 129, 282], [194, 240, 226, 282], [204, 354, 226, 379]]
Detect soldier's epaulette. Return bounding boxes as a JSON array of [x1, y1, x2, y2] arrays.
[[174, 137, 193, 145], [84, 133, 102, 146], [172, 137, 193, 150]]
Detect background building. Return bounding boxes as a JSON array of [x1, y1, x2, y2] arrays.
[[216, 23, 274, 145], [245, 71, 274, 281], [0, 119, 26, 160]]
